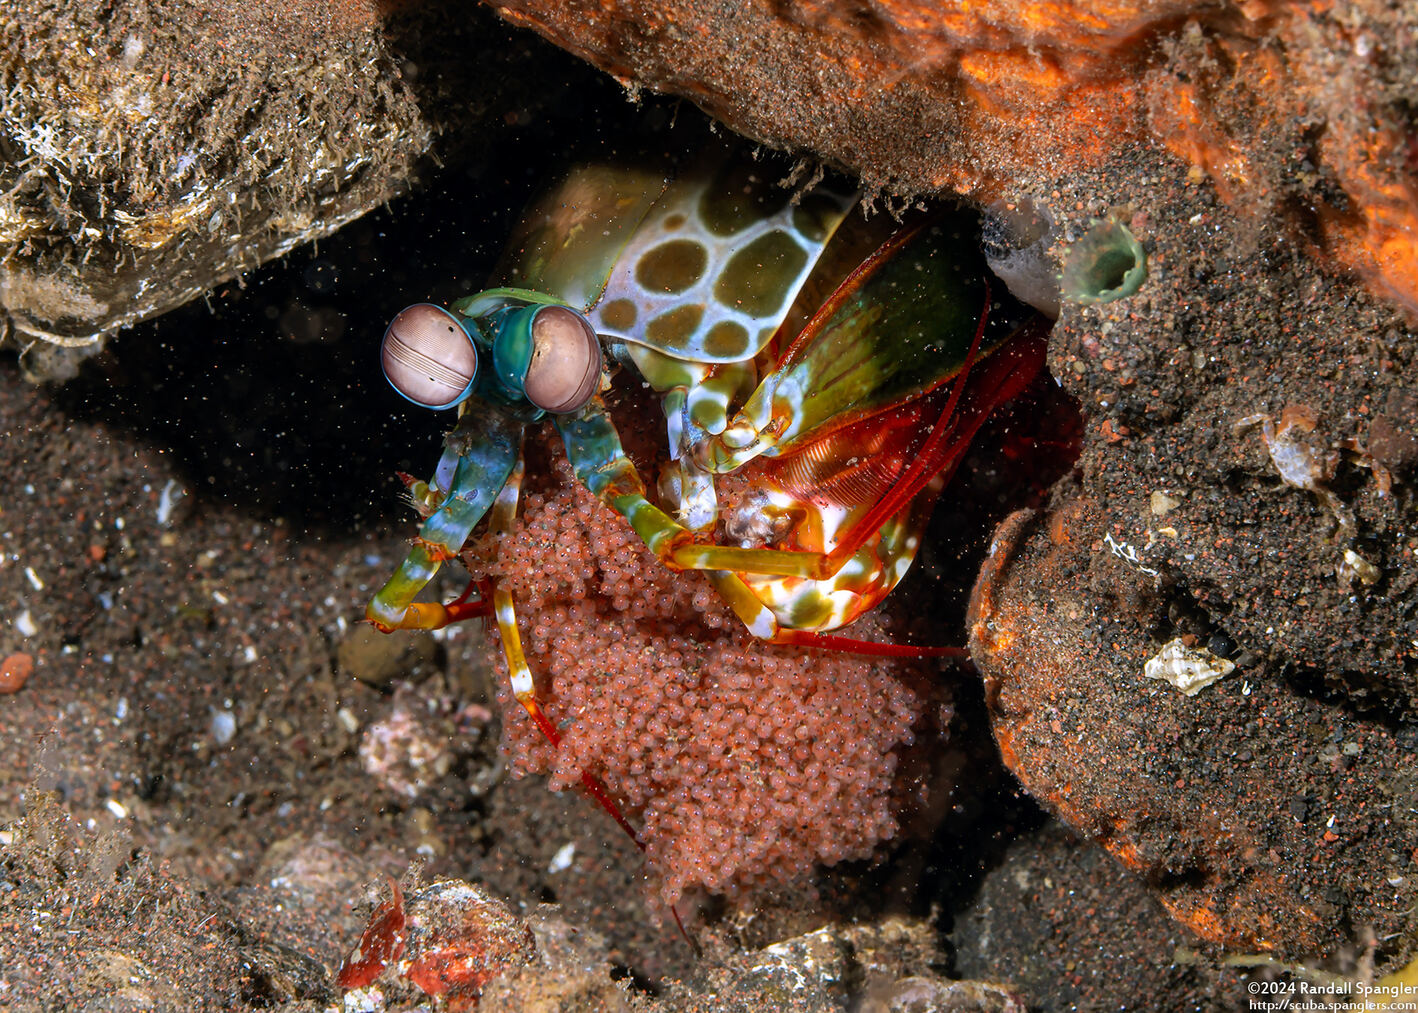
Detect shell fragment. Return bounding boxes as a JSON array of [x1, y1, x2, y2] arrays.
[[1144, 638, 1236, 696]]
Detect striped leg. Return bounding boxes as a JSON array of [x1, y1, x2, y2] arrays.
[[366, 410, 523, 631]]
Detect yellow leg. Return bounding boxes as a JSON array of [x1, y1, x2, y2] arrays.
[[672, 541, 835, 580]]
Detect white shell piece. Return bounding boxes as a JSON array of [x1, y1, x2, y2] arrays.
[[1149, 490, 1181, 516], [1143, 638, 1236, 696], [548, 842, 576, 873], [1337, 548, 1380, 589], [210, 707, 237, 744]]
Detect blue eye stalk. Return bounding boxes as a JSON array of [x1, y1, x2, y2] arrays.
[[493, 303, 603, 414], [381, 299, 603, 416]]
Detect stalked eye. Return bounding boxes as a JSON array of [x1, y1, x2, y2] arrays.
[[523, 305, 603, 414], [381, 303, 478, 410]]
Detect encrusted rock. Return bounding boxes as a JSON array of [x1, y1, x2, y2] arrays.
[[490, 1, 1418, 316], [0, 0, 580, 378], [967, 502, 1418, 965]]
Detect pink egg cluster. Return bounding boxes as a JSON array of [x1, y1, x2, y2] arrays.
[[465, 437, 940, 905]]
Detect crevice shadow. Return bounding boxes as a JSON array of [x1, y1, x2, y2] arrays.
[[50, 5, 693, 533]]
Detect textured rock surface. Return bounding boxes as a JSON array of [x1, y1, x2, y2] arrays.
[[0, 0, 563, 379], [957, 122, 1417, 966], [491, 0, 1418, 314], [970, 499, 1417, 959], [952, 823, 1235, 1010]]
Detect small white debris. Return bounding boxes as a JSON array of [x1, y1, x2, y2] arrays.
[[211, 590, 230, 605], [156, 479, 186, 526], [105, 799, 129, 820], [121, 34, 144, 68], [1144, 638, 1236, 696], [1103, 532, 1160, 577], [359, 706, 454, 797], [1150, 491, 1181, 516], [15, 610, 37, 637], [750, 926, 844, 992], [548, 842, 576, 874], [116, 697, 129, 721], [210, 707, 237, 744], [1336, 548, 1380, 590], [341, 984, 386, 1012], [336, 707, 361, 735], [24, 567, 43, 590]]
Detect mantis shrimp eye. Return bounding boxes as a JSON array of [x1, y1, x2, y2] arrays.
[[523, 305, 603, 414], [381, 303, 478, 410]]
